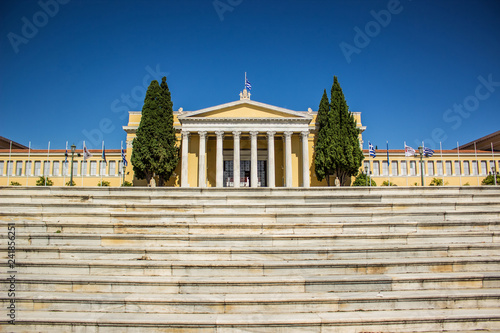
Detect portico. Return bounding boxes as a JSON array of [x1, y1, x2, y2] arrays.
[[179, 130, 310, 188], [177, 89, 313, 188]]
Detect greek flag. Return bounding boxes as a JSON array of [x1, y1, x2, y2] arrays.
[[424, 147, 435, 157], [245, 78, 252, 91], [121, 148, 128, 167], [64, 142, 68, 163], [369, 142, 376, 158]]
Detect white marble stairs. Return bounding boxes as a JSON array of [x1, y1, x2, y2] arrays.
[[1, 186, 500, 332]]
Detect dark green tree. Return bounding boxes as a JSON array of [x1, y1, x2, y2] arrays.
[[314, 90, 333, 185], [131, 77, 179, 186], [329, 76, 364, 185], [157, 76, 179, 186]]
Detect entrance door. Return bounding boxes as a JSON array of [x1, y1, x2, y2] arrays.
[[223, 160, 267, 187]]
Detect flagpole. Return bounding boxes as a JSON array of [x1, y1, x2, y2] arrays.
[[440, 142, 444, 185], [245, 72, 247, 89], [7, 141, 12, 185], [45, 141, 50, 186], [121, 141, 125, 186], [457, 141, 462, 186], [64, 141, 67, 186], [421, 141, 425, 185], [404, 141, 408, 186], [100, 141, 104, 186], [387, 141, 390, 185], [492, 142, 497, 186], [26, 141, 31, 186], [82, 141, 85, 187], [474, 142, 479, 186]]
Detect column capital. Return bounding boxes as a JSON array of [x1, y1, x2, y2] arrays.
[[301, 131, 309, 139], [266, 131, 276, 137], [249, 131, 259, 137], [215, 131, 225, 139], [232, 131, 241, 138], [198, 131, 207, 139], [181, 131, 191, 138], [283, 131, 293, 138]]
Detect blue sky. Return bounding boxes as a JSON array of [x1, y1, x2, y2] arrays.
[[1, 0, 499, 150]]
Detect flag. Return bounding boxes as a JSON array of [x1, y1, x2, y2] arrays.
[[121, 148, 128, 167], [423, 147, 434, 157], [369, 141, 376, 157], [245, 77, 252, 91], [405, 145, 415, 157], [102, 142, 106, 163], [386, 141, 390, 166], [65, 141, 68, 163], [83, 142, 92, 161]]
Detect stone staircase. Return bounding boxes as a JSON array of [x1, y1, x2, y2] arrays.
[[1, 186, 500, 332]]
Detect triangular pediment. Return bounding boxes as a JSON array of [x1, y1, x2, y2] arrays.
[[178, 100, 311, 119]]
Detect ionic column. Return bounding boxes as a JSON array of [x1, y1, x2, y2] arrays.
[[181, 131, 190, 187], [215, 131, 224, 188], [233, 131, 241, 188], [198, 131, 207, 188], [301, 131, 310, 188], [250, 131, 259, 187], [284, 131, 293, 187], [267, 131, 276, 188]]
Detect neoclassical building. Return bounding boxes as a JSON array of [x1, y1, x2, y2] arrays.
[[1, 93, 498, 187], [123, 89, 364, 187]]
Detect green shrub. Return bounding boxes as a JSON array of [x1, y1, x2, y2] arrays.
[[65, 180, 76, 186], [98, 180, 110, 187], [122, 181, 133, 187], [352, 172, 377, 186], [481, 174, 500, 185], [10, 181, 21, 186], [429, 178, 444, 186], [36, 176, 53, 186], [381, 180, 397, 186]]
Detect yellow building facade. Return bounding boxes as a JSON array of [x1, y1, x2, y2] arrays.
[[1, 93, 498, 187], [123, 89, 365, 188], [0, 146, 125, 187]]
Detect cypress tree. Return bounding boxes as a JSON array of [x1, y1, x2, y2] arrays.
[[157, 76, 179, 186], [329, 76, 364, 185], [131, 80, 160, 184], [314, 89, 333, 185], [131, 77, 179, 185]]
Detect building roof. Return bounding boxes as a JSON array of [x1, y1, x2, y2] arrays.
[[0, 136, 28, 149], [458, 130, 500, 152]]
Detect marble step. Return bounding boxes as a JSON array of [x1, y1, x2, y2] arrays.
[[5, 289, 500, 314], [10, 231, 499, 247], [14, 256, 500, 277], [3, 308, 500, 332], [1, 184, 498, 198], [3, 219, 500, 236], [14, 272, 500, 294], [11, 244, 500, 261], [2, 209, 499, 225], [2, 198, 500, 212]]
